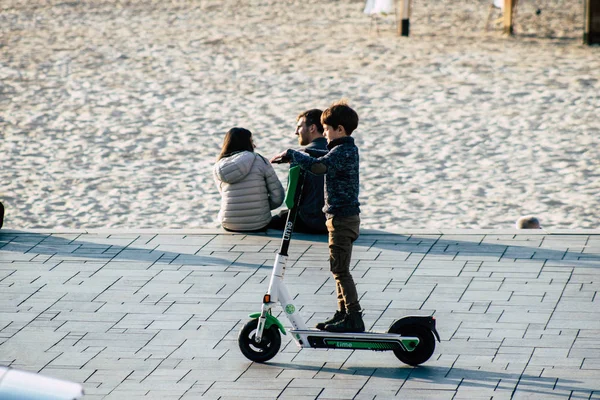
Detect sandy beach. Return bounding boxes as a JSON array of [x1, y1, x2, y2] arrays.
[[1, 0, 598, 230]]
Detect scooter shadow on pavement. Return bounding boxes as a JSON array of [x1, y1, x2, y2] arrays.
[[266, 362, 587, 396]]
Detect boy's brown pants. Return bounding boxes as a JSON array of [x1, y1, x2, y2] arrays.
[[326, 214, 361, 313]]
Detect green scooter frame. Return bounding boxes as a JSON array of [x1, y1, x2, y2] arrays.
[[238, 166, 440, 366]]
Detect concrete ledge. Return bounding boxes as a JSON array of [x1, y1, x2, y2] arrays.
[[2, 228, 600, 235]]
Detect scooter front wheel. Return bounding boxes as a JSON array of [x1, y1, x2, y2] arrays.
[[388, 324, 436, 366], [238, 318, 281, 363]]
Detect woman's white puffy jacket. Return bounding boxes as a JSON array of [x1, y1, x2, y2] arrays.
[[214, 151, 285, 231]]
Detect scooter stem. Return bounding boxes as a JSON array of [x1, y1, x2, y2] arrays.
[[267, 254, 287, 303]]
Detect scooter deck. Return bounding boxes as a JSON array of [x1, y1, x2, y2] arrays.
[[290, 329, 419, 351], [291, 329, 413, 339]]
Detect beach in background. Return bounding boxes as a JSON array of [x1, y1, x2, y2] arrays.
[[1, 0, 598, 230]]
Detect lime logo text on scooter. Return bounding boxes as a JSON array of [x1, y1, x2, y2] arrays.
[[283, 221, 293, 241], [285, 304, 295, 314], [333, 342, 353, 348]]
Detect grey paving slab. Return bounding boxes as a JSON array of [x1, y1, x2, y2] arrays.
[[1, 230, 599, 398]]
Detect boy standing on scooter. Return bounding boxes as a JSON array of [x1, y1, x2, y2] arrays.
[[270, 100, 364, 333]]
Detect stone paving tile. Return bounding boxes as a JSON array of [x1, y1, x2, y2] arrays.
[[1, 230, 600, 398]]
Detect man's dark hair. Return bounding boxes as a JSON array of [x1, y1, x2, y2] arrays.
[[321, 100, 359, 135], [297, 109, 324, 134]]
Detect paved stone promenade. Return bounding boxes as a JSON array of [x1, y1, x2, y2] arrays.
[[1, 229, 599, 399]]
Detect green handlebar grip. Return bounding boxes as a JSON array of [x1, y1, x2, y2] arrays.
[[284, 165, 301, 209]]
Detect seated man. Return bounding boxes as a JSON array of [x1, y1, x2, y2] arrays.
[[268, 109, 328, 234]]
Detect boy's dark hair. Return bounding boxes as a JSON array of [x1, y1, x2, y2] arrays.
[[297, 109, 324, 134], [321, 100, 359, 135]]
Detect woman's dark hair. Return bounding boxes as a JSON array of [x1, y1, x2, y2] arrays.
[[218, 127, 254, 160]]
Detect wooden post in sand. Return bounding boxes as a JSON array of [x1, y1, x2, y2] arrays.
[[584, 0, 600, 44], [503, 0, 515, 35], [397, 0, 410, 36]]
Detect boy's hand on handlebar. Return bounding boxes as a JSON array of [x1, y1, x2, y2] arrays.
[[270, 150, 290, 164]]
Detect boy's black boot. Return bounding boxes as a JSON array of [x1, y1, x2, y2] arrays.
[[315, 310, 346, 330], [324, 311, 365, 333]]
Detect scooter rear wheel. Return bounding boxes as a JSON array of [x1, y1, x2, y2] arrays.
[[238, 319, 281, 363], [388, 324, 436, 366]]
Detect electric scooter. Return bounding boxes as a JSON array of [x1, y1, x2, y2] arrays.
[[238, 166, 440, 366]]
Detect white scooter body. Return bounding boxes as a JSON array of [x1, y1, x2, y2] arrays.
[[256, 253, 421, 354]]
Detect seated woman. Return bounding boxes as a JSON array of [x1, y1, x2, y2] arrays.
[[214, 127, 284, 232]]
